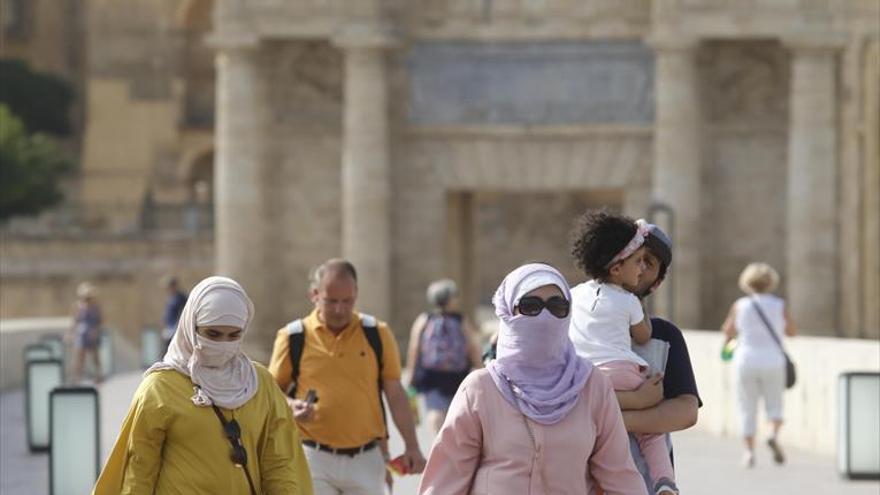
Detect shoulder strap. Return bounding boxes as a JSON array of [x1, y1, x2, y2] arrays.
[[286, 319, 306, 398], [360, 313, 383, 374], [750, 297, 785, 353], [359, 313, 388, 436], [210, 405, 257, 495]]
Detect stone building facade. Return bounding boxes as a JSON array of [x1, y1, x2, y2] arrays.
[[1, 0, 878, 358]]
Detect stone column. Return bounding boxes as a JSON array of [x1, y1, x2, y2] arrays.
[[784, 35, 844, 334], [650, 35, 702, 329], [334, 26, 395, 318], [213, 38, 274, 357]]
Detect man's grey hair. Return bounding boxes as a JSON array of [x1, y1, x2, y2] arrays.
[[426, 279, 458, 308], [309, 258, 358, 291]]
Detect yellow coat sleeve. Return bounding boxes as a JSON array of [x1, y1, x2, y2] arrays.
[[258, 367, 314, 495], [93, 375, 167, 495]]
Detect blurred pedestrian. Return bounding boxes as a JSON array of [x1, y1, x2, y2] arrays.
[[93, 276, 313, 494], [620, 222, 702, 491], [721, 262, 797, 468], [405, 279, 482, 434], [68, 282, 103, 384], [161, 275, 188, 353], [418, 263, 645, 494]]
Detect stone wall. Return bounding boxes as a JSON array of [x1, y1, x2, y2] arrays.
[[471, 191, 624, 302], [0, 235, 213, 348], [6, 0, 878, 356]]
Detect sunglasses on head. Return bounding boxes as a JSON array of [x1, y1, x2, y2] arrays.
[[516, 296, 570, 318]]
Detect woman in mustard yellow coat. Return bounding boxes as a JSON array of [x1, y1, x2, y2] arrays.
[[93, 276, 313, 495]]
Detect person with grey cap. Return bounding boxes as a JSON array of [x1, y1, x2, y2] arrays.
[[404, 279, 483, 434], [568, 213, 702, 493], [620, 221, 702, 490]]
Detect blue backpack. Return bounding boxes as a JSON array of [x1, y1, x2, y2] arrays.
[[419, 313, 469, 372]]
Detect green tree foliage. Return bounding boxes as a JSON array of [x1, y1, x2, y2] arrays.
[[0, 105, 72, 221], [0, 59, 74, 135]]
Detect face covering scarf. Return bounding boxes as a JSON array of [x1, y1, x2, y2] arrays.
[[146, 276, 259, 409], [487, 263, 593, 425]]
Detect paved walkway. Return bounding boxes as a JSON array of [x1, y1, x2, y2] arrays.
[[2, 372, 877, 494]]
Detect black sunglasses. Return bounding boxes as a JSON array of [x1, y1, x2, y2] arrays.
[[516, 296, 570, 318]]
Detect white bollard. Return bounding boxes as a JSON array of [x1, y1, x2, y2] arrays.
[[49, 386, 100, 495], [25, 358, 64, 452], [838, 372, 880, 480]]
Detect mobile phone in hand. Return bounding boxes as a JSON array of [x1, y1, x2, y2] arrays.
[[304, 389, 318, 406]]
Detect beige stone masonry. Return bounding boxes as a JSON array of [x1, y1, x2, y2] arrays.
[[334, 24, 397, 318], [649, 34, 703, 328], [784, 33, 846, 334]]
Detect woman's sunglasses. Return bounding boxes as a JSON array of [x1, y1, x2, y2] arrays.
[[516, 296, 570, 318], [221, 416, 249, 466]]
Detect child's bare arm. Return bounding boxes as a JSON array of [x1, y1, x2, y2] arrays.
[[630, 318, 651, 345]]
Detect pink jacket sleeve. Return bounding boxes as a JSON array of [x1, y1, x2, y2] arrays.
[[417, 383, 482, 495], [587, 372, 647, 495]]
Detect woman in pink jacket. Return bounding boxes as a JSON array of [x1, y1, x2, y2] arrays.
[[418, 263, 645, 494]]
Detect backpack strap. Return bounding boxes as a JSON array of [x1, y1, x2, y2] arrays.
[[359, 313, 388, 437], [286, 319, 306, 398], [360, 313, 383, 374]]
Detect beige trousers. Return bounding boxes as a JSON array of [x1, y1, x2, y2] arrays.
[[303, 444, 386, 495]]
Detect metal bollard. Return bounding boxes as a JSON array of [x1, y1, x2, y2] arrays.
[[25, 358, 64, 452], [49, 386, 100, 495]]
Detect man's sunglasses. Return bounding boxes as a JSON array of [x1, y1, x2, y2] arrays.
[[516, 296, 570, 318]]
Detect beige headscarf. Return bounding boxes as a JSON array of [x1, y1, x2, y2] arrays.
[[146, 276, 258, 409]]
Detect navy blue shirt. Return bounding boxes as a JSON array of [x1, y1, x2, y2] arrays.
[[163, 291, 187, 330], [651, 317, 702, 406]]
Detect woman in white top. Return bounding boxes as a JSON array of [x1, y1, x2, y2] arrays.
[[721, 262, 797, 468]]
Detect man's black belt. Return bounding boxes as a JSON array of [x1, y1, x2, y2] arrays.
[[302, 439, 378, 457]]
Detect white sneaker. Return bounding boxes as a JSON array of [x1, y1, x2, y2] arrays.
[[741, 451, 755, 468]]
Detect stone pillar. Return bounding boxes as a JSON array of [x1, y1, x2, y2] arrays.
[[784, 35, 844, 334], [334, 26, 395, 318], [213, 39, 274, 356], [650, 35, 702, 329], [864, 40, 880, 337]]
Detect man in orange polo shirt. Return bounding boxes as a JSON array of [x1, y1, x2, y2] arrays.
[[269, 258, 425, 494]]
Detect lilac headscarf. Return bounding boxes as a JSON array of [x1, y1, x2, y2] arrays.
[[487, 263, 593, 425]]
